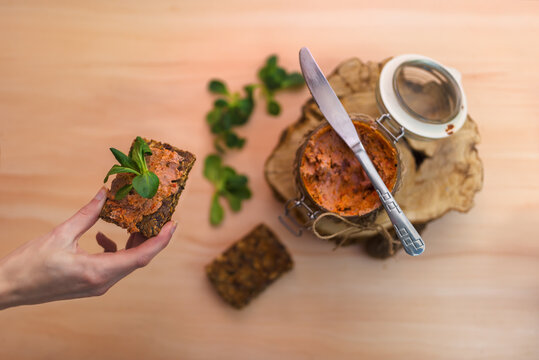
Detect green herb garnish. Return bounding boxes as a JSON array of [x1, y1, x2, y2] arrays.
[[258, 55, 304, 116], [206, 55, 304, 153], [104, 136, 160, 200], [204, 154, 251, 226], [206, 81, 255, 152], [204, 54, 303, 226]]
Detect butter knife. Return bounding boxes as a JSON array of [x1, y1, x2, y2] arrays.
[[299, 47, 425, 256]]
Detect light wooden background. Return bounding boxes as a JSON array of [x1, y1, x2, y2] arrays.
[[0, 1, 538, 359]]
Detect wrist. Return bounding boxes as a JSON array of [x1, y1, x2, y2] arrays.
[[0, 261, 19, 310]]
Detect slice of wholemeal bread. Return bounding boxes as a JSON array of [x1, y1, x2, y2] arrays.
[[100, 139, 196, 238], [206, 224, 294, 309]]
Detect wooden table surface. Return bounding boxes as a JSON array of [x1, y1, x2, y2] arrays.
[[0, 1, 538, 359]]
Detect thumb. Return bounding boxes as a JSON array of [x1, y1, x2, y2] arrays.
[[60, 187, 107, 240]]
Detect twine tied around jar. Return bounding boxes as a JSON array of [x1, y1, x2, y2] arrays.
[[311, 212, 401, 255]]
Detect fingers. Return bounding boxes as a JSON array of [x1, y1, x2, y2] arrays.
[[96, 232, 117, 253], [126, 233, 146, 249], [93, 221, 177, 276], [60, 187, 107, 240], [125, 233, 136, 249]]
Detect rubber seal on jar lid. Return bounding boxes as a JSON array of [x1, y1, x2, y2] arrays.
[[378, 54, 467, 139]]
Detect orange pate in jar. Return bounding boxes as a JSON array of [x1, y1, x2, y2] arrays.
[[299, 121, 398, 217]]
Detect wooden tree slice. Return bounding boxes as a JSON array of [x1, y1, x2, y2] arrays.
[[264, 57, 483, 257]]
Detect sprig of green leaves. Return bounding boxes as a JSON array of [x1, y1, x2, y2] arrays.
[[206, 55, 304, 153], [206, 81, 255, 152], [258, 55, 304, 116], [104, 136, 160, 200], [204, 54, 302, 226], [203, 154, 251, 225]]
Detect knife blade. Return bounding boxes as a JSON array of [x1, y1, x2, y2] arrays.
[[299, 47, 425, 256], [299, 48, 365, 154]]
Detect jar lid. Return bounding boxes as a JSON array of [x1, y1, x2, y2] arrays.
[[378, 54, 467, 139]]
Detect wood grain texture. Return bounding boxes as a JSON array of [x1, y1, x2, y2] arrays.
[[0, 1, 537, 359]]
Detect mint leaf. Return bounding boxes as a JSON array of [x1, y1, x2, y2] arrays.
[[132, 171, 159, 198], [133, 136, 152, 157], [110, 148, 139, 171], [209, 80, 228, 95], [220, 166, 236, 187], [224, 131, 245, 149], [131, 137, 152, 172], [115, 184, 133, 200], [210, 194, 224, 225], [137, 136, 152, 156], [282, 72, 304, 88], [104, 165, 140, 183], [225, 173, 251, 200], [237, 99, 253, 117], [214, 99, 228, 108], [225, 193, 242, 212], [258, 57, 287, 91], [225, 173, 247, 189], [204, 158, 251, 226], [128, 137, 151, 158], [266, 55, 277, 67], [203, 154, 222, 184], [267, 99, 281, 116], [229, 186, 251, 200], [206, 108, 224, 134]]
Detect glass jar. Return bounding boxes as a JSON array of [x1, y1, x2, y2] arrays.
[[279, 114, 403, 238]]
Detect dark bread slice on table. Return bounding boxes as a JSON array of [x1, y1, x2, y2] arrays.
[[205, 224, 294, 309], [99, 139, 196, 238]]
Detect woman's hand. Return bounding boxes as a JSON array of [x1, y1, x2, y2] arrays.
[[0, 188, 176, 310]]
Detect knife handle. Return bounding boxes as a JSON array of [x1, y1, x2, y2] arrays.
[[375, 188, 425, 256], [355, 149, 425, 256]]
